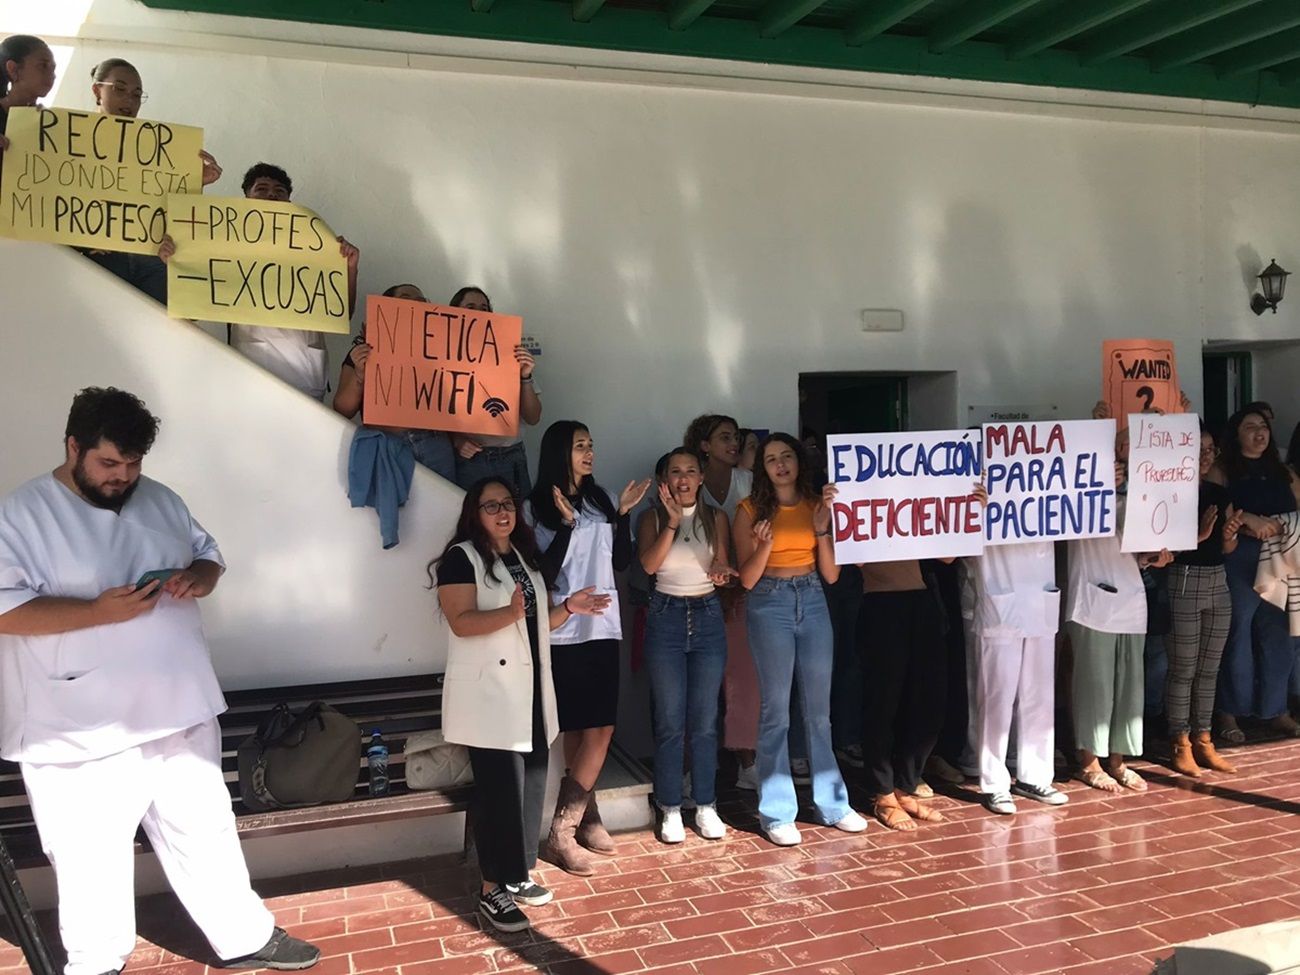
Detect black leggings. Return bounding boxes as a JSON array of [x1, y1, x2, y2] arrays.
[[859, 589, 946, 796]]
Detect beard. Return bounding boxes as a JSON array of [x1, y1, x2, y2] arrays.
[[72, 458, 139, 511]]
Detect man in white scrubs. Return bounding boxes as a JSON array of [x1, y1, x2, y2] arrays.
[[228, 162, 361, 401], [0, 388, 319, 975]]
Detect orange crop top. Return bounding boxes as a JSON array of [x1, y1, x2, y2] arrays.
[[738, 497, 818, 570]]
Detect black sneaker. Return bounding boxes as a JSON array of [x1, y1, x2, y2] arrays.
[[222, 928, 320, 970], [479, 885, 530, 932], [1011, 781, 1069, 806], [504, 879, 553, 907]]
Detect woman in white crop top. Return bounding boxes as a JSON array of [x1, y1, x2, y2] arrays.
[[637, 447, 737, 844]]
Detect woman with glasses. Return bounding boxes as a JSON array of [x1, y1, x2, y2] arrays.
[[83, 58, 223, 304], [432, 478, 609, 932], [524, 421, 649, 875], [1214, 408, 1300, 744], [1165, 427, 1245, 776]]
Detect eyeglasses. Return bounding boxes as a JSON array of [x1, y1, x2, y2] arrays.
[[479, 499, 517, 515], [94, 81, 147, 103]]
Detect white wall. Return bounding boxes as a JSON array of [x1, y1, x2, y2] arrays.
[[4, 1, 1300, 680]]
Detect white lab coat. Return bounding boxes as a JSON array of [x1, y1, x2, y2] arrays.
[[0, 473, 273, 975], [0, 473, 228, 764], [230, 324, 328, 401], [963, 542, 1059, 794]]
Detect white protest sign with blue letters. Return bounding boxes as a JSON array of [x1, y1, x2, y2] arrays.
[[982, 420, 1117, 545]]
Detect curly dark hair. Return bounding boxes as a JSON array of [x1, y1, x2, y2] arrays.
[[428, 478, 549, 589], [241, 162, 292, 197], [748, 432, 817, 523], [65, 387, 159, 458], [682, 413, 739, 462], [1219, 409, 1289, 485]]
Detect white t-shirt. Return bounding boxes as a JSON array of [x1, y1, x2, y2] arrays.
[[703, 467, 753, 522], [0, 474, 228, 764], [230, 325, 328, 401], [962, 541, 1060, 638]]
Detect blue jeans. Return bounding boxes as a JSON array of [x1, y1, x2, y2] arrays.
[[746, 574, 850, 830], [644, 592, 726, 808], [407, 431, 455, 482], [1142, 568, 1169, 719], [1219, 544, 1293, 719], [82, 249, 167, 305], [455, 442, 532, 498]]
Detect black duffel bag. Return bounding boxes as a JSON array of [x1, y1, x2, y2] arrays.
[[237, 702, 362, 811]]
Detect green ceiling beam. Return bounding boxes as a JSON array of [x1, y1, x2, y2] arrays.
[[1216, 26, 1300, 78], [758, 0, 829, 38], [572, 0, 607, 24], [1079, 0, 1266, 65], [844, 0, 937, 47], [1005, 0, 1150, 61], [927, 0, 1045, 54], [667, 0, 719, 31], [470, 0, 495, 11], [1147, 0, 1300, 71], [134, 0, 1300, 110]]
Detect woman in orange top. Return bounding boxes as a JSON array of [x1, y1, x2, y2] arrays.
[[734, 433, 868, 846]]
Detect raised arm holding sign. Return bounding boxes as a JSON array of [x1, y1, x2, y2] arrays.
[[0, 107, 203, 254]]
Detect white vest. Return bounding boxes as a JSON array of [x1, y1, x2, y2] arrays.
[[441, 542, 559, 752]]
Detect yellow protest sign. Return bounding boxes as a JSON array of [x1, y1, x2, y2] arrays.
[[165, 196, 350, 333], [0, 106, 202, 255]]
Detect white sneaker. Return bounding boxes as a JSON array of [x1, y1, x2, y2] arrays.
[[1012, 782, 1069, 806], [658, 807, 685, 844], [790, 758, 811, 785], [681, 772, 695, 810], [830, 810, 868, 833], [765, 822, 802, 846], [694, 804, 727, 840], [736, 763, 759, 791], [985, 791, 1017, 815]]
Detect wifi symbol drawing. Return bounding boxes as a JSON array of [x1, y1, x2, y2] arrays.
[[483, 397, 510, 419]]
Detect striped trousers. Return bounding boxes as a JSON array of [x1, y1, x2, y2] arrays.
[[1165, 564, 1232, 736]]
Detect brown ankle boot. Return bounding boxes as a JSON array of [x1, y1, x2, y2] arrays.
[[576, 791, 617, 854], [1192, 731, 1238, 774], [1169, 732, 1202, 777], [544, 775, 595, 876]]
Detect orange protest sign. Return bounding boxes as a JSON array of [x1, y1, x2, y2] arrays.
[[362, 295, 523, 437], [1101, 339, 1182, 427]]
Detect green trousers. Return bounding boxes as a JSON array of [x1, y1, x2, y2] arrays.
[[1068, 622, 1144, 757]]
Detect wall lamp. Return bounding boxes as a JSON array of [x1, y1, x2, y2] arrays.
[[1251, 259, 1290, 315]]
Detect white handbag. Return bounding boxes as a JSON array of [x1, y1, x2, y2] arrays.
[[403, 729, 474, 791]]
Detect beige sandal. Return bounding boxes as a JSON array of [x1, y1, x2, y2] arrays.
[[895, 791, 945, 823], [1111, 766, 1147, 792], [873, 794, 916, 831], [1078, 768, 1122, 793]]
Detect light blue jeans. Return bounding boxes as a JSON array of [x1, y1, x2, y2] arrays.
[[407, 431, 456, 482], [746, 573, 850, 830], [644, 592, 726, 808]]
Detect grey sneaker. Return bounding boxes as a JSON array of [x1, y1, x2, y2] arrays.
[[504, 879, 553, 907], [479, 885, 530, 932], [1012, 782, 1069, 806], [984, 791, 1017, 815], [222, 928, 320, 970]]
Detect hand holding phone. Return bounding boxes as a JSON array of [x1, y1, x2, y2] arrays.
[[135, 569, 178, 596]]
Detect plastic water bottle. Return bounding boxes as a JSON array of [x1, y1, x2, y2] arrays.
[[366, 729, 390, 797]]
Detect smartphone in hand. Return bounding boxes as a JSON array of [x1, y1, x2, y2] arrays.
[[135, 569, 178, 595]]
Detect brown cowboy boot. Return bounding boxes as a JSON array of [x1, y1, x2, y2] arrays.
[[1169, 732, 1202, 777], [576, 791, 617, 855], [1192, 730, 1238, 774], [544, 775, 595, 876]]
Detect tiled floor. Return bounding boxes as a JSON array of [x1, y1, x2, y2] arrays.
[[5, 737, 1300, 975]]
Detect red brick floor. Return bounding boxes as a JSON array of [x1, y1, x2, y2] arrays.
[[5, 738, 1300, 975]]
